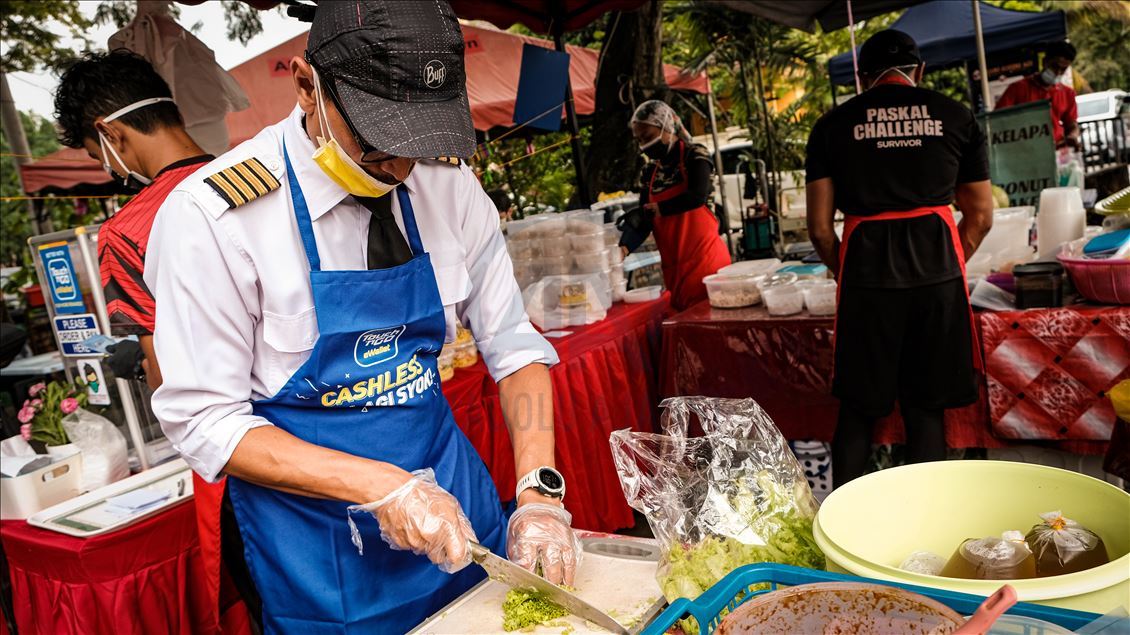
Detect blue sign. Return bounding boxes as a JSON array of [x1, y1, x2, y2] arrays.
[[512, 44, 570, 132], [53, 314, 100, 357], [38, 241, 85, 314]]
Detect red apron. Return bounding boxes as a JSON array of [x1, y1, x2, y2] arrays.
[[193, 474, 253, 634], [834, 205, 983, 373], [647, 140, 732, 310]]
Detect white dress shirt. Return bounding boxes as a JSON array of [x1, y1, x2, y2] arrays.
[[146, 105, 557, 482]]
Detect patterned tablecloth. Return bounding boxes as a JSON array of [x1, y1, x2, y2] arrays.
[[982, 306, 1130, 441]]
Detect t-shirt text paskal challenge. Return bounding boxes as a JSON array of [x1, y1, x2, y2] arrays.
[[806, 85, 990, 288]]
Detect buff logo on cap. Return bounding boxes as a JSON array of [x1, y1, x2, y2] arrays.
[[354, 326, 405, 367], [424, 60, 446, 88]]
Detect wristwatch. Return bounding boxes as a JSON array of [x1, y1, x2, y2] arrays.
[[515, 466, 565, 500]]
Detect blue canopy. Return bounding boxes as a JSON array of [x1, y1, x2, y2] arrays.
[[828, 0, 1066, 86]]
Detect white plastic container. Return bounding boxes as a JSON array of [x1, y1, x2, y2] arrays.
[[1037, 187, 1085, 260], [606, 246, 624, 266], [536, 255, 571, 276], [802, 279, 838, 316], [505, 216, 545, 239], [609, 263, 625, 286], [0, 449, 84, 520], [570, 229, 605, 254], [612, 279, 628, 302], [719, 258, 782, 277], [703, 273, 762, 308], [973, 206, 1035, 263], [541, 237, 571, 257], [603, 222, 621, 248], [565, 209, 604, 233], [623, 285, 662, 303], [573, 249, 609, 274], [506, 237, 540, 260], [762, 283, 804, 316]]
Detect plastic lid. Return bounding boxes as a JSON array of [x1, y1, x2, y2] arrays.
[[758, 272, 799, 289], [1012, 262, 1064, 276]]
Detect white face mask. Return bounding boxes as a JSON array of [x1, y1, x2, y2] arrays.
[[97, 97, 175, 191], [875, 67, 917, 87], [1040, 68, 1062, 86]]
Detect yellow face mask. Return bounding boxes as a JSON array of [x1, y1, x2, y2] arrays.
[[311, 72, 395, 199]]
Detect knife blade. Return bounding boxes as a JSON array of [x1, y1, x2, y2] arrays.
[[469, 542, 630, 635]]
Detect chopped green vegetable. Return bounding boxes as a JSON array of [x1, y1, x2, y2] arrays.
[[502, 588, 569, 632], [992, 184, 1010, 209]]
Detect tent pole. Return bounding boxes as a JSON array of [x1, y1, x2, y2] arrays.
[[706, 86, 734, 254], [972, 0, 993, 112], [552, 28, 592, 207]]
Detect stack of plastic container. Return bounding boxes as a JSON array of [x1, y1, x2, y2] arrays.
[[506, 210, 620, 307]]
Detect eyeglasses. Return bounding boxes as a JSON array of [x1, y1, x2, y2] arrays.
[[316, 67, 396, 164]]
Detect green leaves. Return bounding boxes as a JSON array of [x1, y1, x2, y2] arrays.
[[0, 0, 92, 73]]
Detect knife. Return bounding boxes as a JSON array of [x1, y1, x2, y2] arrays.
[[468, 542, 630, 635]]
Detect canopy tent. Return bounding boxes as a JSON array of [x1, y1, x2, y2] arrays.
[[713, 0, 925, 32], [828, 0, 1067, 86], [19, 22, 708, 195]]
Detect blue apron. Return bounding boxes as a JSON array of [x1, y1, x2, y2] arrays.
[[227, 145, 507, 634]]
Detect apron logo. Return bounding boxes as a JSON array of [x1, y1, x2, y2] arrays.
[[354, 326, 405, 367]]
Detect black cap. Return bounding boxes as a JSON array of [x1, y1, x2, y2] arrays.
[[307, 0, 473, 159], [858, 29, 922, 75]]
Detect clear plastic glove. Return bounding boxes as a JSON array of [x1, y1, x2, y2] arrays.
[[346, 468, 477, 573], [506, 503, 581, 586]]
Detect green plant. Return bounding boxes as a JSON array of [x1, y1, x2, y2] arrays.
[[17, 379, 88, 447]]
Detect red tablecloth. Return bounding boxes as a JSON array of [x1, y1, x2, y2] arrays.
[[982, 306, 1130, 441], [1, 502, 215, 635], [660, 301, 1115, 453], [444, 296, 670, 532]]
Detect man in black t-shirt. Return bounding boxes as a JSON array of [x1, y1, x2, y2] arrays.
[[805, 30, 994, 488]]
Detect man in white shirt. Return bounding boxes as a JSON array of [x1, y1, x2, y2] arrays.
[[146, 2, 577, 632]]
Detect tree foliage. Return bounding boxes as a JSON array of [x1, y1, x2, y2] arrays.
[[0, 0, 92, 72]]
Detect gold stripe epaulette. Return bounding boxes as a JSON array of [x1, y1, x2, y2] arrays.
[[432, 156, 461, 165], [204, 158, 281, 208]]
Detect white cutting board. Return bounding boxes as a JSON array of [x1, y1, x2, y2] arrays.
[[412, 537, 665, 634]]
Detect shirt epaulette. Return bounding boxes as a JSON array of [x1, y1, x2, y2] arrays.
[[204, 157, 281, 208], [427, 156, 462, 166]]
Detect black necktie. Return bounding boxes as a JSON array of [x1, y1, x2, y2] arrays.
[[356, 194, 412, 270]]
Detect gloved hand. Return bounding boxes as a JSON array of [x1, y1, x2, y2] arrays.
[[105, 340, 144, 380], [346, 468, 477, 573], [506, 502, 581, 586]]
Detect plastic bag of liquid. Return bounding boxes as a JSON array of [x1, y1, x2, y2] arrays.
[[610, 397, 824, 606], [62, 408, 129, 491], [941, 531, 1036, 580], [1025, 511, 1110, 577], [901, 551, 948, 576]]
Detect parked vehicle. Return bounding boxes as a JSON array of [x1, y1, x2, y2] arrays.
[[1077, 89, 1129, 173]]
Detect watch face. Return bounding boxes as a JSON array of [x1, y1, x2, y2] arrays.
[[539, 468, 563, 490]]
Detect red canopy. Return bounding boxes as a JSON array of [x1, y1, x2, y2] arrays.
[[19, 23, 707, 194]]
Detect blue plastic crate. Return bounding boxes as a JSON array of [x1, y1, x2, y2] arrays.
[[642, 563, 1103, 635]]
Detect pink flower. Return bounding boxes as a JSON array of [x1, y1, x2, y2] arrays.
[[31, 398, 42, 408], [20, 424, 32, 441], [60, 398, 79, 415], [17, 406, 36, 424], [28, 383, 46, 397]]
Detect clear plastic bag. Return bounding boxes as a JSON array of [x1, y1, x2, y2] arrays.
[[1025, 511, 1110, 577], [61, 408, 129, 491], [610, 397, 824, 603]]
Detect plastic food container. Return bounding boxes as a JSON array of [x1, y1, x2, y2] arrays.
[[704, 273, 761, 308], [603, 222, 621, 248], [565, 209, 604, 232], [974, 206, 1035, 263], [612, 279, 627, 302], [569, 229, 605, 254], [719, 258, 782, 277], [606, 246, 624, 266], [1058, 252, 1130, 305], [505, 216, 546, 239], [453, 340, 477, 368], [540, 237, 571, 257], [802, 279, 837, 316], [762, 283, 804, 316], [573, 249, 609, 274], [1013, 262, 1065, 309], [813, 461, 1130, 614], [623, 285, 662, 303], [438, 346, 455, 381], [536, 255, 571, 276], [1037, 188, 1085, 260], [506, 237, 539, 260]]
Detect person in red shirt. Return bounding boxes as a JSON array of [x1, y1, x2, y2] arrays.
[[54, 50, 212, 391], [996, 41, 1080, 149]]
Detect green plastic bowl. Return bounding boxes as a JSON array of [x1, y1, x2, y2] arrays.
[[813, 461, 1130, 614]]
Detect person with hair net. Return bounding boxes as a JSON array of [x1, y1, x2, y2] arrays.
[[619, 99, 731, 310]]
